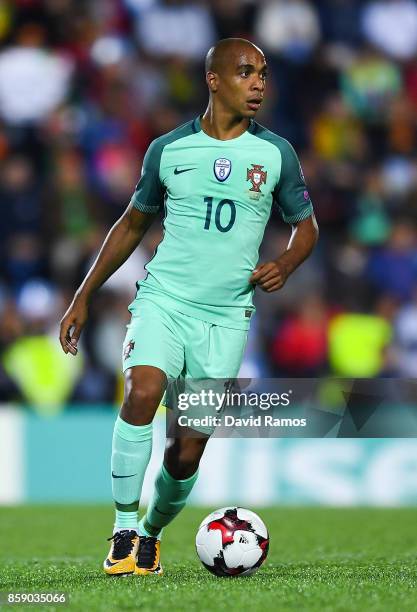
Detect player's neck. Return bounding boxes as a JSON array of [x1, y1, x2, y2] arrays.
[[201, 106, 250, 141]]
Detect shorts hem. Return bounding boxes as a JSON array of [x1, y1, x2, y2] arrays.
[[122, 359, 170, 377]]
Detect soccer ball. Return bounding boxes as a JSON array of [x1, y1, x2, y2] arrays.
[[195, 507, 269, 577]]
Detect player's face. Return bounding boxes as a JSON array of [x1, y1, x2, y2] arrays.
[[218, 48, 267, 118]]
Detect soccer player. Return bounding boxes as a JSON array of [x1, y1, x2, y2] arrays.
[[59, 38, 318, 576]]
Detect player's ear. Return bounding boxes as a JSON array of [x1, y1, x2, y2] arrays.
[[206, 71, 218, 93]]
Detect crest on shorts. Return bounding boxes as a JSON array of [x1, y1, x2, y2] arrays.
[[214, 158, 232, 182], [247, 164, 267, 194], [124, 340, 135, 360]]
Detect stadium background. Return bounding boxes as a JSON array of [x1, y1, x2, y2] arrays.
[[1, 0, 417, 507]]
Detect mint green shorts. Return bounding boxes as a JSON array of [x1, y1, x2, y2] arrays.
[[122, 295, 248, 435], [122, 295, 248, 379]]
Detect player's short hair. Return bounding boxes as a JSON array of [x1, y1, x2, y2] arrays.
[[205, 38, 262, 74]]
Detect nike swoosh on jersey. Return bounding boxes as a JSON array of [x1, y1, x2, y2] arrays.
[[174, 167, 197, 174], [111, 471, 138, 478]]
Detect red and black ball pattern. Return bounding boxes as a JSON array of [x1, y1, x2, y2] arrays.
[[203, 508, 269, 577]]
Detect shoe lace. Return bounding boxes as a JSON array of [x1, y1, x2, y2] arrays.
[[137, 536, 158, 569], [107, 530, 136, 560]]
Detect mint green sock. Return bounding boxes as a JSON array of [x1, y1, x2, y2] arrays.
[[112, 415, 153, 531], [138, 464, 199, 538]]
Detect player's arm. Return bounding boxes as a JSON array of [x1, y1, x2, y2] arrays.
[[250, 214, 318, 292], [250, 138, 318, 292], [59, 205, 156, 355], [60, 138, 164, 355]]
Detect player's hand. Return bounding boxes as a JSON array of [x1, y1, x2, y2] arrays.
[[249, 260, 289, 292], [59, 298, 88, 355]]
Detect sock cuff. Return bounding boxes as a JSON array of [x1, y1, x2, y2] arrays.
[[114, 415, 153, 442], [161, 463, 199, 486]]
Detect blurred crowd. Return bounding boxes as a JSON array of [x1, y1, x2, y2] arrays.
[[1, 0, 417, 412]]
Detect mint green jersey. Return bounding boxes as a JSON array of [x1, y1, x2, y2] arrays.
[[130, 116, 313, 330]]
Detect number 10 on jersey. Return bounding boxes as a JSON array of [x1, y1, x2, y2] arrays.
[[204, 197, 236, 233]]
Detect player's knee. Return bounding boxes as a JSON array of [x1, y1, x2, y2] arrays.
[[179, 438, 207, 463], [167, 437, 208, 478], [123, 383, 162, 422]]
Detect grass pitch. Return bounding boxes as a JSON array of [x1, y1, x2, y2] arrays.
[[0, 506, 417, 611]]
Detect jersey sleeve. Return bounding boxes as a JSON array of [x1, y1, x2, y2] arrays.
[[273, 139, 313, 224], [130, 139, 165, 213]]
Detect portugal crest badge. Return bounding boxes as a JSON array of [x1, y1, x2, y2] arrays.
[[214, 158, 232, 182], [124, 340, 135, 360], [247, 164, 267, 194]]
